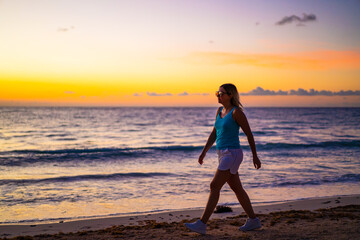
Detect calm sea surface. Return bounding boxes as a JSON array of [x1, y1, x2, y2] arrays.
[[0, 107, 359, 224]]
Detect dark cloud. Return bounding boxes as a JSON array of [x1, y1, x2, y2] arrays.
[[335, 90, 360, 96], [146, 92, 173, 97], [133, 93, 142, 97], [276, 13, 316, 26], [241, 87, 287, 96], [289, 89, 360, 96], [241, 87, 360, 96]]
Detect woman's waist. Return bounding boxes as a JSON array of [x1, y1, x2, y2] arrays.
[[215, 140, 241, 150], [216, 148, 243, 158], [216, 136, 240, 144]]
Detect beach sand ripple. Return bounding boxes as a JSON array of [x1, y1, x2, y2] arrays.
[[2, 205, 359, 240]]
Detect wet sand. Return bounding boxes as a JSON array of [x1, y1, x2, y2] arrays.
[[1, 194, 359, 239]]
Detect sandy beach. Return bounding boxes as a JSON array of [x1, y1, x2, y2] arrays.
[[1, 194, 359, 239]]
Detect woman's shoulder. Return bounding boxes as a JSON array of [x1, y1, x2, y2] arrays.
[[232, 106, 243, 113], [232, 106, 245, 118], [215, 107, 222, 116]]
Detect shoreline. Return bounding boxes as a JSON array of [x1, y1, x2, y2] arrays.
[[1, 194, 359, 238]]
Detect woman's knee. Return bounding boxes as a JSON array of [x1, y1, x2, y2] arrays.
[[210, 169, 230, 192], [228, 176, 244, 192], [209, 180, 221, 192], [228, 182, 242, 192]]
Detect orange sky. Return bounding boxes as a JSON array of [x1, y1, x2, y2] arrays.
[[1, 0, 359, 106]]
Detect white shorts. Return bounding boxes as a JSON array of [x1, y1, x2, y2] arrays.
[[217, 148, 243, 174]]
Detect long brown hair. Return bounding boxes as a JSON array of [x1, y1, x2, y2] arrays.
[[220, 83, 243, 110]]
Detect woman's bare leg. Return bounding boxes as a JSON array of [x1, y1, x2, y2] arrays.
[[227, 173, 256, 219], [200, 169, 231, 224]]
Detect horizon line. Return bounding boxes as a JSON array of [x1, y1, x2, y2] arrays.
[[1, 105, 359, 108]]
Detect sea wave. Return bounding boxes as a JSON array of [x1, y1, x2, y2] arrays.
[[255, 140, 360, 150], [3, 145, 203, 155], [249, 173, 360, 188], [0, 172, 176, 186], [2, 140, 359, 155], [0, 140, 358, 166], [0, 146, 203, 166]]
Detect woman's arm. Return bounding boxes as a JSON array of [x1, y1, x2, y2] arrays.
[[198, 127, 216, 165], [233, 108, 261, 169], [198, 107, 221, 165]]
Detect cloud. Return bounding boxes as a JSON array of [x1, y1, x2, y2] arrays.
[[192, 93, 210, 96], [276, 13, 316, 26], [57, 26, 75, 32], [178, 91, 189, 96], [64, 91, 75, 94], [133, 91, 209, 97], [184, 50, 360, 70], [335, 90, 360, 96], [242, 87, 287, 96], [241, 87, 360, 96], [289, 89, 360, 96], [178, 92, 210, 96], [146, 92, 173, 96]]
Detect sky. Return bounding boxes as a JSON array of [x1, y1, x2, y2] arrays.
[[1, 0, 360, 107]]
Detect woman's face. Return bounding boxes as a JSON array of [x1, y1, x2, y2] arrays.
[[217, 87, 231, 104]]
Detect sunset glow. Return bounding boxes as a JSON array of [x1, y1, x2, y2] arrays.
[[1, 0, 359, 106]]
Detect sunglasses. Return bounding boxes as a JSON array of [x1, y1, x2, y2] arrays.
[[215, 91, 228, 97]]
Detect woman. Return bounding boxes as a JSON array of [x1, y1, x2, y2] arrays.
[[185, 83, 262, 235]]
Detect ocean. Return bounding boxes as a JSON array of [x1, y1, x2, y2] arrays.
[[0, 107, 359, 224]]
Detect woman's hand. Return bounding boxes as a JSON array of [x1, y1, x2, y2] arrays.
[[198, 152, 206, 165], [253, 155, 261, 169]]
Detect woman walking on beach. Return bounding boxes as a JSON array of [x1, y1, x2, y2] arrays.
[[185, 83, 262, 235]]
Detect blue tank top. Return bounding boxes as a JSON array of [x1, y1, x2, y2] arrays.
[[215, 107, 241, 150]]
